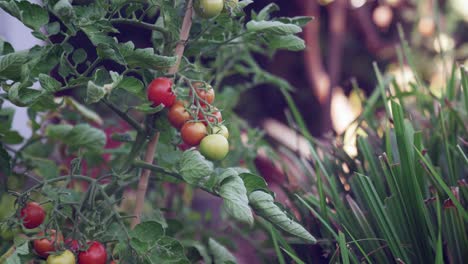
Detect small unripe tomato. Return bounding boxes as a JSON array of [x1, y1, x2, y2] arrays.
[[78, 241, 107, 264], [168, 101, 191, 129], [47, 250, 76, 264], [199, 134, 229, 160], [194, 0, 224, 18], [147, 77, 176, 107], [209, 125, 229, 139], [34, 230, 64, 258], [20, 202, 45, 229], [181, 122, 207, 146], [191, 82, 215, 106]]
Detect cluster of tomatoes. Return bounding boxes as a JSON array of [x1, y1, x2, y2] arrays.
[[20, 202, 114, 264], [147, 77, 230, 161]]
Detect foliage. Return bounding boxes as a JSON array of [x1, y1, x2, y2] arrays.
[[0, 0, 314, 263], [285, 50, 468, 262]]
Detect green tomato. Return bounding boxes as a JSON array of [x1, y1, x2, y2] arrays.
[[47, 250, 76, 264], [209, 125, 229, 139], [194, 0, 224, 19], [199, 134, 229, 161]]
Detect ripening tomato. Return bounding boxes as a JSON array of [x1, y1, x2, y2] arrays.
[[209, 125, 229, 139], [191, 82, 215, 106], [181, 122, 207, 146], [34, 230, 64, 258], [78, 241, 107, 264], [198, 107, 222, 125], [194, 0, 224, 18], [47, 250, 75, 264], [147, 77, 176, 107], [110, 261, 118, 264], [168, 101, 191, 129], [199, 134, 229, 160], [20, 202, 45, 229]]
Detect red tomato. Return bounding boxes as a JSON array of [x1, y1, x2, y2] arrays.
[[65, 238, 80, 253], [191, 82, 215, 106], [180, 122, 207, 146], [198, 107, 222, 125], [168, 101, 191, 129], [78, 241, 107, 264], [33, 230, 64, 258], [20, 202, 45, 229], [147, 77, 176, 107]]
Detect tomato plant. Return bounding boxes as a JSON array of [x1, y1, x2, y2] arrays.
[[46, 250, 76, 264], [147, 77, 176, 107], [20, 202, 45, 229], [78, 241, 107, 264], [194, 0, 224, 18], [181, 122, 207, 146], [168, 101, 191, 129], [33, 230, 63, 258], [0, 0, 314, 263], [199, 134, 229, 160]]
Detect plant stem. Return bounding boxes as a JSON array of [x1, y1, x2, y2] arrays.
[[110, 18, 169, 38], [102, 98, 144, 133], [131, 133, 160, 228], [130, 0, 194, 228]]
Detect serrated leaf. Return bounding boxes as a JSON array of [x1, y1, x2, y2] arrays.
[[239, 173, 269, 194], [39, 74, 61, 92], [256, 3, 279, 21], [246, 21, 302, 35], [131, 221, 164, 242], [249, 191, 316, 243], [147, 237, 189, 264], [267, 35, 305, 51], [0, 51, 29, 80], [72, 48, 87, 64], [179, 150, 213, 185], [65, 97, 103, 125], [0, 1, 49, 30], [218, 169, 254, 225], [277, 16, 313, 27], [46, 124, 73, 140], [133, 103, 164, 114], [45, 22, 61, 35], [117, 41, 177, 69], [86, 80, 106, 104], [117, 76, 144, 95], [66, 124, 106, 152], [46, 123, 106, 152], [0, 37, 14, 55], [208, 238, 237, 264]]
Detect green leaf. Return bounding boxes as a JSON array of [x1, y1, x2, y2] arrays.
[[28, 157, 59, 179], [277, 16, 313, 27], [0, 1, 49, 30], [239, 173, 269, 194], [38, 74, 61, 92], [208, 238, 237, 264], [249, 191, 316, 243], [246, 21, 302, 35], [133, 103, 165, 114], [256, 3, 279, 21], [46, 124, 106, 152], [0, 51, 29, 81], [117, 77, 144, 95], [0, 37, 14, 55], [178, 150, 213, 185], [217, 169, 254, 225], [130, 221, 164, 241], [65, 97, 103, 125], [86, 80, 107, 104], [117, 41, 177, 69], [147, 237, 189, 264], [66, 124, 106, 152], [46, 124, 73, 140], [0, 145, 11, 190], [72, 48, 87, 64], [53, 0, 75, 20], [1, 130, 23, 144], [45, 22, 61, 35], [267, 35, 305, 51]]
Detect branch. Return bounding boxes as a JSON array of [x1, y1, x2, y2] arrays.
[[110, 18, 170, 38], [131, 0, 194, 229]]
